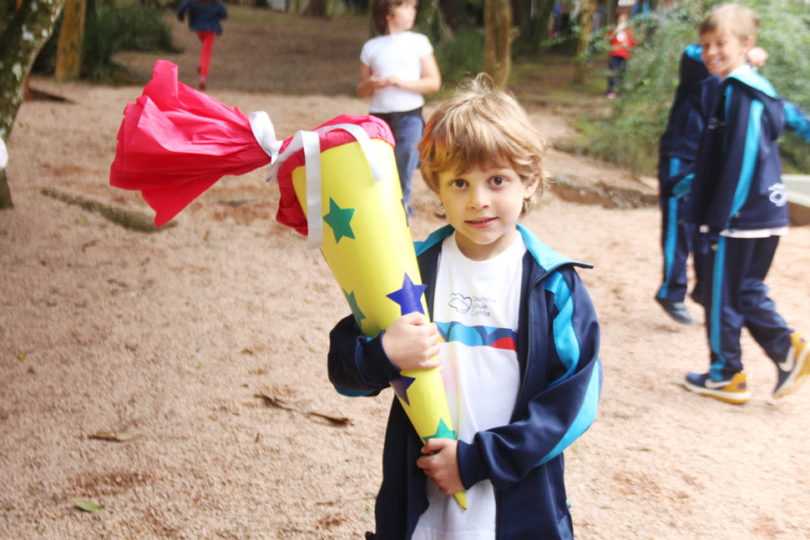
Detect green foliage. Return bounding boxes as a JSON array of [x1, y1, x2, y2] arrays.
[[34, 3, 176, 84], [583, 0, 810, 175], [433, 26, 484, 86]]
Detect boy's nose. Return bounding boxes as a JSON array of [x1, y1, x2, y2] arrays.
[[468, 187, 490, 209]]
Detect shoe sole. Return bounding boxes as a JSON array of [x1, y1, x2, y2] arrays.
[[772, 343, 810, 399], [683, 380, 751, 404]]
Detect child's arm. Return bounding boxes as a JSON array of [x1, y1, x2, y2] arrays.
[[176, 0, 190, 21], [783, 100, 810, 142], [328, 313, 441, 396], [453, 267, 602, 492], [386, 53, 442, 95], [356, 63, 387, 98]]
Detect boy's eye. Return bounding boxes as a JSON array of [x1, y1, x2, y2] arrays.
[[490, 175, 507, 186], [451, 179, 467, 189]]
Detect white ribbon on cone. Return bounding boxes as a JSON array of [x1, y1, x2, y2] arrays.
[[249, 112, 386, 249]]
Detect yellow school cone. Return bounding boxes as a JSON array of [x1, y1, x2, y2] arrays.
[[273, 115, 466, 509]]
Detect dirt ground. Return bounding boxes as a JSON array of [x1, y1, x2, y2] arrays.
[[2, 6, 810, 539]]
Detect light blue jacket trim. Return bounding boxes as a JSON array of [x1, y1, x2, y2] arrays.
[[545, 272, 580, 387], [709, 237, 728, 379], [415, 224, 586, 273], [685, 43, 703, 61], [730, 101, 763, 220], [727, 70, 777, 98], [538, 361, 601, 465], [784, 101, 810, 142]]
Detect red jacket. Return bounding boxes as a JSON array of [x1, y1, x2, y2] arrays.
[[609, 24, 636, 59]]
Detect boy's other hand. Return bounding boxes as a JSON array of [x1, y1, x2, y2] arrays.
[[747, 46, 768, 68], [417, 438, 463, 495], [381, 312, 441, 371]]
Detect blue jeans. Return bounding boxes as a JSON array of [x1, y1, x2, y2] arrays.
[[373, 108, 424, 215], [607, 56, 626, 93]]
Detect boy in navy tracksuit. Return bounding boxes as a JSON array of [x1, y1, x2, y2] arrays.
[[656, 44, 717, 324], [684, 3, 810, 404], [328, 76, 601, 539], [656, 43, 768, 325]]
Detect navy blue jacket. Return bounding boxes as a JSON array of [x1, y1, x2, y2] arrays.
[[328, 225, 602, 539], [658, 44, 719, 198], [177, 0, 227, 34], [687, 69, 810, 231]]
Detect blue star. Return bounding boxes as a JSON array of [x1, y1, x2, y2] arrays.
[[343, 289, 365, 323], [323, 198, 355, 244], [390, 373, 416, 406], [386, 273, 426, 316]]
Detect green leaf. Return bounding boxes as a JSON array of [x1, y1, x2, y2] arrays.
[[74, 500, 103, 512]]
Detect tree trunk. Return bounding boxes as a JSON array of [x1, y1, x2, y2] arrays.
[[483, 0, 512, 89], [0, 0, 66, 208], [573, 0, 595, 84], [303, 0, 327, 17], [55, 0, 87, 81], [530, 0, 554, 51]]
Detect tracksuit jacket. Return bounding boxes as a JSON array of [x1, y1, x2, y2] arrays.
[[687, 69, 810, 231], [658, 44, 717, 199], [328, 224, 602, 539], [176, 0, 227, 34]]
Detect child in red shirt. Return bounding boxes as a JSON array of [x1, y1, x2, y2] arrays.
[[606, 10, 636, 98]]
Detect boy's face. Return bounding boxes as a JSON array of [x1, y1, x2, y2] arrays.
[[386, 1, 416, 33], [700, 25, 753, 78], [437, 164, 538, 261]]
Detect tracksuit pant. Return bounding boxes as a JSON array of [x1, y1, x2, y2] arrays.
[[702, 234, 793, 381], [657, 156, 696, 303]]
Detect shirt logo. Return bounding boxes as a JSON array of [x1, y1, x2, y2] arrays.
[[768, 183, 787, 207], [448, 293, 472, 314]]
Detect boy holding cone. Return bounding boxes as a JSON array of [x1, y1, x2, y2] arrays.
[[328, 75, 602, 539]]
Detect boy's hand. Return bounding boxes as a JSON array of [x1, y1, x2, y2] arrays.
[[747, 46, 768, 68], [416, 438, 463, 495], [381, 312, 441, 371]]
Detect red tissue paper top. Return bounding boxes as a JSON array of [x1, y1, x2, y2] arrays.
[[109, 60, 271, 227], [274, 114, 394, 236]]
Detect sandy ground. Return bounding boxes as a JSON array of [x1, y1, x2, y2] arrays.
[[2, 7, 810, 539]]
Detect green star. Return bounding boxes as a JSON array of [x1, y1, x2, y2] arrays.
[[343, 289, 365, 323], [425, 418, 456, 441], [323, 198, 356, 244]]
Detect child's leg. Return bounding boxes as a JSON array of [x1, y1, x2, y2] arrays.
[[196, 31, 216, 80], [394, 113, 423, 216], [657, 157, 694, 303], [704, 235, 749, 380], [607, 56, 619, 92], [738, 236, 792, 362]]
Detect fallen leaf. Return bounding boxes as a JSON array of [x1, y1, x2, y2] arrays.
[[74, 500, 103, 512], [254, 391, 351, 427], [88, 431, 141, 442]]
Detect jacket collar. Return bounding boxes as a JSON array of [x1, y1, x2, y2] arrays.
[[415, 224, 591, 279]]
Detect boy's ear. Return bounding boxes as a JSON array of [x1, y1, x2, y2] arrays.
[[523, 175, 541, 198]]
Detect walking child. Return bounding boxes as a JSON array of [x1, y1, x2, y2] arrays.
[[177, 0, 228, 90], [656, 43, 768, 325], [684, 3, 810, 404], [357, 0, 441, 217], [606, 10, 635, 99], [328, 75, 602, 539]]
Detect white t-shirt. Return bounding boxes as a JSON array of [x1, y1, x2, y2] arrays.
[[412, 232, 525, 540], [360, 31, 433, 113]]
